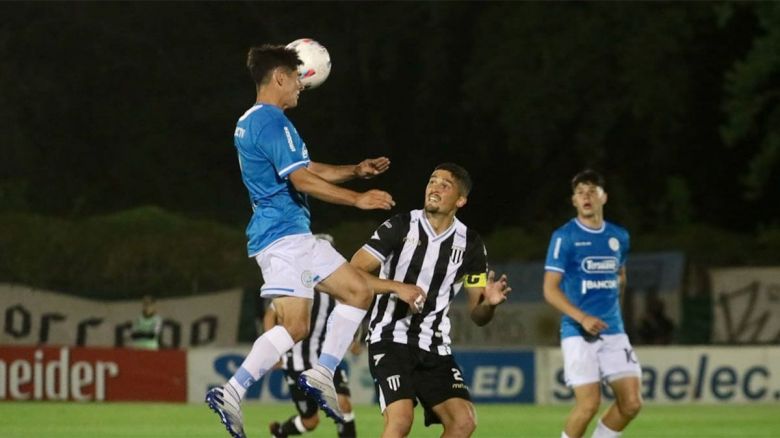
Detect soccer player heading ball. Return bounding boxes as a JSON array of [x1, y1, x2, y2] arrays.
[[205, 43, 422, 438]]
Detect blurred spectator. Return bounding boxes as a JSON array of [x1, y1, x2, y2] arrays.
[[638, 293, 675, 344], [130, 295, 162, 349]]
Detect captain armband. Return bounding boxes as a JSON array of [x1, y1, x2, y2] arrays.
[[463, 272, 487, 287]]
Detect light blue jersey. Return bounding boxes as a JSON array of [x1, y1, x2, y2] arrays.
[[234, 104, 311, 256], [544, 218, 630, 339]]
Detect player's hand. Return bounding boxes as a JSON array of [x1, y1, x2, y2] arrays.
[[394, 283, 426, 314], [580, 315, 608, 335], [355, 157, 390, 179], [483, 270, 511, 306], [355, 189, 395, 210]]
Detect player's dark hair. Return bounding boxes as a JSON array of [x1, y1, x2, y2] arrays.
[[571, 169, 605, 191], [246, 44, 302, 87], [434, 162, 473, 196]]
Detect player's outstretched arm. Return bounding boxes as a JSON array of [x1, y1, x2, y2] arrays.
[[350, 248, 426, 313], [466, 270, 511, 326], [308, 157, 390, 184], [543, 271, 607, 335], [289, 167, 395, 210]]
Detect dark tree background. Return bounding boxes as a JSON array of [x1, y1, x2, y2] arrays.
[[2, 2, 779, 239]]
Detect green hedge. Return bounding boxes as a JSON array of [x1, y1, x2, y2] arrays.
[[0, 207, 255, 299], [3, 209, 779, 301]]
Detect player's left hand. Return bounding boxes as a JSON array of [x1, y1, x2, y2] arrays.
[[483, 270, 511, 306], [356, 157, 390, 179]]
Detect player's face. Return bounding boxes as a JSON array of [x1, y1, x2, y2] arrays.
[[424, 170, 466, 214], [280, 68, 303, 109], [572, 182, 607, 219]]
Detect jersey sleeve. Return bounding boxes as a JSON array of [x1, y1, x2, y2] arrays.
[[259, 118, 310, 179], [361, 214, 406, 263], [544, 229, 570, 273], [620, 231, 630, 267], [461, 231, 488, 287]]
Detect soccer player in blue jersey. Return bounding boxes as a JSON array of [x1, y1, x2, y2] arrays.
[[543, 170, 642, 438], [206, 44, 423, 438]]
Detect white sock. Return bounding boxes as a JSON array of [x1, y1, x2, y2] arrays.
[[293, 415, 307, 433], [228, 325, 294, 400], [342, 411, 355, 422], [561, 432, 571, 438], [317, 303, 366, 374], [591, 420, 622, 438]]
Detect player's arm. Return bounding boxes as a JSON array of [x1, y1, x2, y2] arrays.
[[288, 166, 394, 210], [618, 266, 627, 306], [465, 271, 511, 326], [543, 271, 607, 335], [308, 156, 390, 184], [350, 248, 426, 312]]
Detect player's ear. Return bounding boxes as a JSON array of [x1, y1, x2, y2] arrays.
[[272, 67, 286, 86], [456, 196, 467, 209]]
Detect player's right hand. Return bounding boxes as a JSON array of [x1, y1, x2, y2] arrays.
[[580, 314, 608, 335], [394, 283, 426, 314], [355, 189, 395, 210]]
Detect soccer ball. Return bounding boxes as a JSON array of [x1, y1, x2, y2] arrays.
[[286, 38, 331, 89]]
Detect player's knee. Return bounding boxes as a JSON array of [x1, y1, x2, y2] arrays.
[[343, 278, 373, 309], [301, 414, 319, 430], [385, 412, 413, 437], [446, 415, 476, 437], [283, 319, 310, 342], [618, 396, 642, 419], [574, 398, 600, 419]]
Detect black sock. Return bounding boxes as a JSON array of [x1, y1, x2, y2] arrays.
[[282, 416, 303, 436], [338, 419, 356, 438]]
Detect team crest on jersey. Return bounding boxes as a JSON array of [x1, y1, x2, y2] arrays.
[[301, 270, 314, 288], [608, 237, 620, 251], [450, 245, 465, 264]]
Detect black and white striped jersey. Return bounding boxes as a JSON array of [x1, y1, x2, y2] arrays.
[[279, 291, 336, 372], [362, 209, 488, 355]]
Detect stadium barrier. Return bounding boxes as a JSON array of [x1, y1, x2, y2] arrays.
[[0, 284, 242, 348], [187, 346, 779, 405], [2, 345, 777, 404], [0, 345, 186, 402]]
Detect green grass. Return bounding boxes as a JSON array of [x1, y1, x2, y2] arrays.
[[0, 402, 778, 437]]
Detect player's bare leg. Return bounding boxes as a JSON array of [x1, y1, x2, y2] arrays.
[[564, 382, 601, 438], [299, 263, 372, 422], [595, 376, 642, 436], [381, 399, 415, 438], [433, 398, 477, 438]]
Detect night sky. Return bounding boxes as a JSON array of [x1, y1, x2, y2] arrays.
[[2, 2, 779, 238]]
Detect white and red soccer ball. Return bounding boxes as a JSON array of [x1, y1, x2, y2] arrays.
[[286, 38, 331, 89]]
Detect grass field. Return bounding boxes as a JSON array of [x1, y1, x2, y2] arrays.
[[1, 402, 778, 437]]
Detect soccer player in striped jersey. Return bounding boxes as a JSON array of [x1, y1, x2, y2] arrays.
[[351, 163, 511, 438], [543, 170, 642, 438], [206, 44, 418, 438], [266, 235, 358, 438]]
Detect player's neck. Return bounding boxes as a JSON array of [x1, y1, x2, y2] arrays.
[[577, 214, 604, 230], [255, 90, 285, 110], [424, 211, 455, 235]]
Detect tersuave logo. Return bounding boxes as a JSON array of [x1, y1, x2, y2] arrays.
[[0, 347, 118, 401], [581, 256, 619, 273]]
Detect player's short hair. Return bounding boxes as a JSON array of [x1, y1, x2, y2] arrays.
[[434, 162, 472, 196], [246, 44, 302, 87], [571, 169, 605, 191]]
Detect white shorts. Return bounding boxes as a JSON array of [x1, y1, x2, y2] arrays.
[[255, 233, 346, 299], [561, 333, 642, 387]]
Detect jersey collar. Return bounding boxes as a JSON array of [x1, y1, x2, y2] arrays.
[[574, 218, 605, 234]]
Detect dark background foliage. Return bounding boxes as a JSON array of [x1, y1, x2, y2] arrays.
[[1, 2, 779, 296]]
